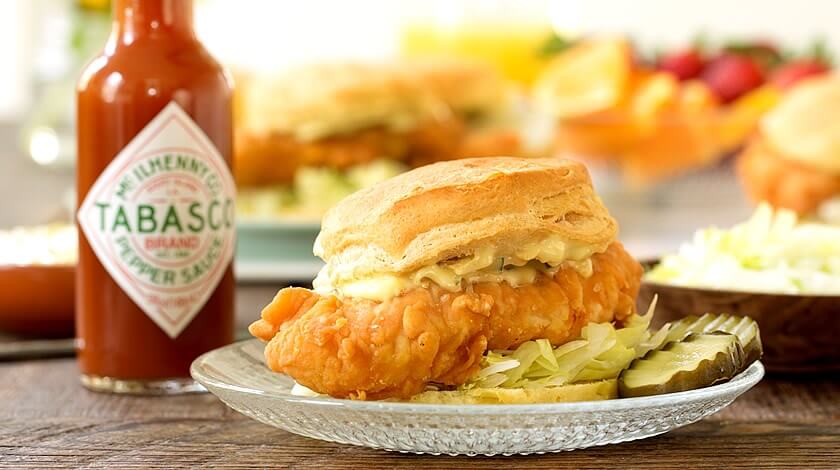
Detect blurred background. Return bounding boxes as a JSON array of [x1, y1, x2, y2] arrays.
[[1, 0, 839, 268]]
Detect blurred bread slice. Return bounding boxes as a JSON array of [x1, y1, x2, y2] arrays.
[[239, 63, 450, 141], [403, 58, 513, 119], [761, 75, 840, 174]]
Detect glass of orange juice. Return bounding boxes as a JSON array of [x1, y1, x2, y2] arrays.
[[400, 0, 556, 86]]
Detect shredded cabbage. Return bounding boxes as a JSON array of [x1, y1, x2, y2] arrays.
[[646, 203, 840, 294], [0, 223, 77, 265], [238, 159, 407, 221], [462, 298, 663, 390]]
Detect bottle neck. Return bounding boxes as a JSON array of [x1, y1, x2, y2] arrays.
[[112, 0, 194, 40]]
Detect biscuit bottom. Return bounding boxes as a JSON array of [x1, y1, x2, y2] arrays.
[[250, 242, 641, 400]]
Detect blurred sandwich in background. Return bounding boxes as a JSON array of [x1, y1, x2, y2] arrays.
[[737, 75, 840, 221], [234, 60, 524, 221]]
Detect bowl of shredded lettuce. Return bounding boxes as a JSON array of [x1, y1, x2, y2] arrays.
[[235, 160, 407, 281], [646, 203, 840, 295], [641, 203, 840, 372], [237, 159, 407, 224]]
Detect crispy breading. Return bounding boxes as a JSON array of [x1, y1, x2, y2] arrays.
[[737, 138, 840, 214], [249, 242, 641, 399], [235, 118, 520, 187]]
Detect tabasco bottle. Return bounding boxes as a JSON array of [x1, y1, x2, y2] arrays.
[[76, 0, 235, 394]]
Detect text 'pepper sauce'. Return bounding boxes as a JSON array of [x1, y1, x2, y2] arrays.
[[76, 0, 235, 394]]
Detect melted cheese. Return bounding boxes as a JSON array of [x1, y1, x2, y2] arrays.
[[313, 235, 599, 301]]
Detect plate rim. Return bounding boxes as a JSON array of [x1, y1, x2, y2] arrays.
[[191, 339, 765, 415]]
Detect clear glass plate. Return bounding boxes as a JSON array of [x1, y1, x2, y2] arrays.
[[191, 339, 764, 456]]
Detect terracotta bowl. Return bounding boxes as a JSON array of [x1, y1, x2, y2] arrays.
[[0, 264, 75, 337], [638, 261, 840, 373]]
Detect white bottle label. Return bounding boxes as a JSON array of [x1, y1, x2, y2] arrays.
[[78, 102, 236, 338]]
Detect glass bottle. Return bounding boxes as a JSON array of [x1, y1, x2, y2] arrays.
[[76, 0, 235, 394]]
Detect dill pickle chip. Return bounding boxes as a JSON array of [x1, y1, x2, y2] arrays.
[[726, 316, 763, 366], [665, 313, 762, 369], [618, 332, 745, 398]]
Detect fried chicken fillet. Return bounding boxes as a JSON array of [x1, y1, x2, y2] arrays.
[[737, 138, 840, 214], [736, 76, 840, 215], [235, 118, 521, 187], [250, 242, 640, 399], [235, 62, 521, 187], [249, 157, 642, 400]]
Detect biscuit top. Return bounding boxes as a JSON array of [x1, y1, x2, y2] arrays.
[[761, 75, 840, 174], [238, 63, 450, 141], [239, 60, 513, 142], [314, 157, 617, 291]]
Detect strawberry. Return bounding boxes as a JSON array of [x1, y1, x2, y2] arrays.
[[770, 60, 830, 90], [701, 54, 765, 103], [657, 49, 706, 80]]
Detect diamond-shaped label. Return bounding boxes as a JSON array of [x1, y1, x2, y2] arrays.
[[78, 102, 236, 338]]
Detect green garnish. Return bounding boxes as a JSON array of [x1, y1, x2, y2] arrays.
[[538, 33, 577, 58]]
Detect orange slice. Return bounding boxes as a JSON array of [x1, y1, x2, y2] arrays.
[[621, 79, 723, 185], [552, 70, 675, 160], [677, 80, 719, 115], [629, 71, 679, 119], [534, 38, 632, 118], [626, 71, 679, 135], [554, 109, 640, 160], [719, 84, 780, 151]]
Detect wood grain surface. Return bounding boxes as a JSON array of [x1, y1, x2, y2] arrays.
[[0, 285, 838, 469], [2, 358, 837, 468]]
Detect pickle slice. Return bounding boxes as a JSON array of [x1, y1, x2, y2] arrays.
[[618, 332, 745, 398], [664, 313, 763, 369]]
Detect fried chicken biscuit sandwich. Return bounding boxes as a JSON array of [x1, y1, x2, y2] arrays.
[[737, 75, 840, 219], [235, 61, 521, 188], [249, 157, 643, 402]]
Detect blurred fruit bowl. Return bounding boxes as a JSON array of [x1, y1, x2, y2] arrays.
[[553, 83, 779, 185], [535, 36, 831, 186]]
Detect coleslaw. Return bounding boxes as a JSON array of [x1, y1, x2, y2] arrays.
[[461, 299, 666, 390], [646, 203, 840, 294], [237, 159, 407, 221], [0, 223, 77, 266]]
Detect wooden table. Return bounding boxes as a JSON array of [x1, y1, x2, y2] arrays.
[[1, 285, 838, 469]]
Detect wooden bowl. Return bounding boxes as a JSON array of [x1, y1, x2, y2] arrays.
[[638, 262, 840, 373], [0, 264, 75, 337]]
